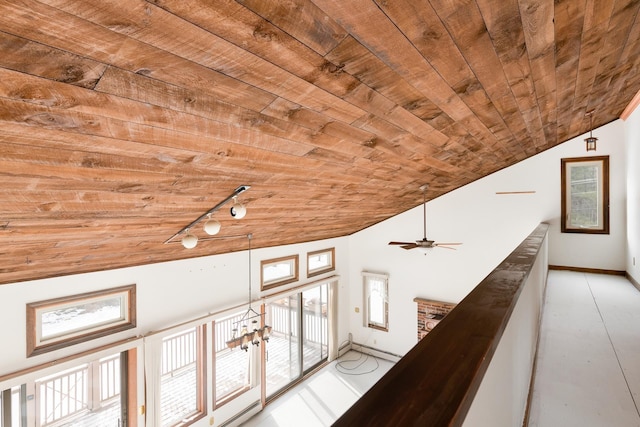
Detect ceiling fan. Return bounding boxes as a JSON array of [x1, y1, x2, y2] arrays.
[[389, 185, 462, 252]]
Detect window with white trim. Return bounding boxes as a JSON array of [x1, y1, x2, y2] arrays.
[[362, 272, 389, 332]]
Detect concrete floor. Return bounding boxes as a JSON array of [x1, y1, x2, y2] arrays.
[[241, 351, 394, 427], [528, 270, 640, 427], [243, 271, 640, 427]]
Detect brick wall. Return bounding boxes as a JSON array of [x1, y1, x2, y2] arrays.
[[413, 297, 456, 341]]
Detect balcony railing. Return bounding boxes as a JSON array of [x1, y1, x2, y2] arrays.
[[333, 223, 549, 427], [37, 365, 89, 426]]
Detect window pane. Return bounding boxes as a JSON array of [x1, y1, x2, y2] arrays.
[[302, 284, 328, 372], [41, 296, 125, 340], [363, 273, 388, 331], [569, 164, 600, 228], [308, 253, 329, 270], [265, 296, 301, 398], [161, 327, 200, 427], [368, 279, 387, 326], [215, 313, 250, 404], [263, 263, 293, 283]]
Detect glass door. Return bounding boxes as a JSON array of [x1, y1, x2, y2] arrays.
[[302, 284, 328, 372], [265, 294, 301, 398], [264, 283, 330, 399]]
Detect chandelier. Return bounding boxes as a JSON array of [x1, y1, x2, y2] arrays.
[[226, 233, 272, 351]]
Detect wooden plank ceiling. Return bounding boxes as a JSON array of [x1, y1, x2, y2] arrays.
[[1, 0, 639, 285]]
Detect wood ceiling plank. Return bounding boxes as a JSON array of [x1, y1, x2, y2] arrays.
[[309, 0, 503, 161], [234, 0, 348, 55], [567, 0, 615, 135], [325, 36, 456, 135], [0, 69, 319, 157], [0, 0, 276, 111], [0, 31, 106, 89], [106, 0, 455, 168], [377, 0, 528, 161], [594, 0, 640, 118], [0, 121, 347, 184], [553, 0, 586, 139], [260, 97, 330, 132], [38, 0, 366, 123], [93, 67, 422, 168], [322, 35, 497, 170], [519, 0, 557, 145], [153, 0, 351, 94]]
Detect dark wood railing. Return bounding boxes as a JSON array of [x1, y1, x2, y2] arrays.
[[333, 223, 549, 427]]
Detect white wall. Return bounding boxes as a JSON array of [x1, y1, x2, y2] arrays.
[[463, 235, 547, 427], [0, 117, 633, 423], [347, 120, 627, 355], [0, 236, 349, 376], [624, 105, 640, 284]]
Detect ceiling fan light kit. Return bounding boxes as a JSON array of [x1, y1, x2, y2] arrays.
[[164, 185, 251, 248], [388, 184, 462, 253]]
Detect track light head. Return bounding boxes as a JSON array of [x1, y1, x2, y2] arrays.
[[181, 230, 198, 249], [203, 215, 221, 235], [230, 196, 247, 219]]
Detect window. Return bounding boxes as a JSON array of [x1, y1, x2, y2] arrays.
[[213, 312, 251, 407], [27, 285, 136, 357], [261, 255, 299, 290], [307, 248, 335, 277], [362, 272, 389, 332], [264, 283, 329, 399], [561, 156, 609, 234], [160, 326, 206, 427]]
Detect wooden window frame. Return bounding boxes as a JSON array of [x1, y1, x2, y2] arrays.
[[26, 285, 136, 357], [306, 248, 335, 278], [260, 255, 299, 291], [561, 156, 610, 234]]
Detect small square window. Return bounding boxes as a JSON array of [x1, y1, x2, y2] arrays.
[[362, 272, 389, 332], [306, 248, 335, 277], [261, 255, 299, 291], [561, 156, 609, 234]]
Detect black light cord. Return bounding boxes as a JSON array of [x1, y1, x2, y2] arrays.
[[334, 349, 380, 376]]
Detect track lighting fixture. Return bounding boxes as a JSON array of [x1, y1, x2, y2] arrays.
[[164, 185, 250, 248]]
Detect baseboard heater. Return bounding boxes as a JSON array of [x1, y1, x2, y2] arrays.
[[350, 342, 403, 362], [219, 401, 261, 427]]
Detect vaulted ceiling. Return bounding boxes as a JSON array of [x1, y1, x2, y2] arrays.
[[1, 0, 639, 285]]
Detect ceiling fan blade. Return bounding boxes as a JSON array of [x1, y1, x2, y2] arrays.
[[434, 243, 462, 246], [435, 245, 458, 250], [401, 244, 418, 250], [389, 241, 415, 246]]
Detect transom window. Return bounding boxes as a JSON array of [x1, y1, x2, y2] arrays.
[[261, 255, 299, 290], [26, 285, 136, 357], [307, 248, 335, 277], [561, 156, 609, 234]]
